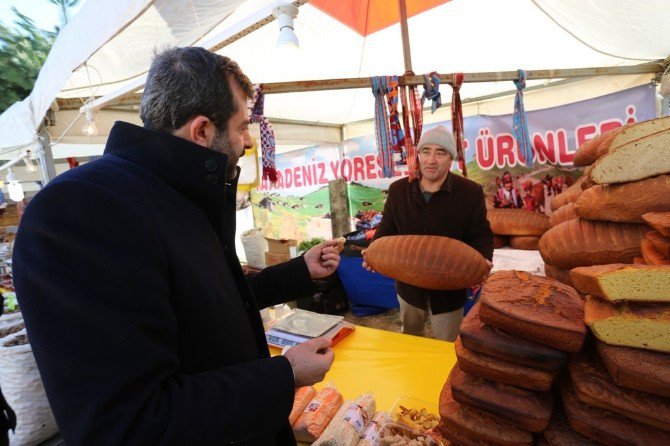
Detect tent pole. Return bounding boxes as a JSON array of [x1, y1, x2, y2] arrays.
[[398, 0, 413, 73]]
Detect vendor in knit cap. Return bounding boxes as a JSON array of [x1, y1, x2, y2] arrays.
[[363, 125, 493, 341]]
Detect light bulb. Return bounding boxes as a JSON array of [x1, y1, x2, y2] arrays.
[[6, 170, 23, 202], [82, 109, 99, 136], [274, 3, 299, 49]]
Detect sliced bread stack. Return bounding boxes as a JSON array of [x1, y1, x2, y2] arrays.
[[486, 208, 550, 250], [558, 263, 670, 444], [438, 271, 587, 444]]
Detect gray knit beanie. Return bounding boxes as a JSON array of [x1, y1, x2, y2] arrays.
[[417, 125, 458, 160]]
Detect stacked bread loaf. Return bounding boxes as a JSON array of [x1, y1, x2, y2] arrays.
[[487, 208, 550, 250], [438, 271, 588, 445], [561, 263, 670, 444], [540, 116, 670, 286]]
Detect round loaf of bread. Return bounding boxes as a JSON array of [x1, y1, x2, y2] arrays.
[[487, 208, 550, 236], [364, 235, 489, 290]]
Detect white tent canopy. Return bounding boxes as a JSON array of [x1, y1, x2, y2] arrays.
[[0, 0, 668, 162]]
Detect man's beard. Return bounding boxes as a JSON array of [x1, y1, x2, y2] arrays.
[[210, 129, 238, 180]]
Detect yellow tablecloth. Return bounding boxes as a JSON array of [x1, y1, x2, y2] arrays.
[[272, 325, 457, 411]]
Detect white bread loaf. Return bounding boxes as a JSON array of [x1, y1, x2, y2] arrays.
[[591, 127, 670, 184], [573, 174, 670, 224], [585, 295, 670, 353], [573, 125, 628, 167], [570, 264, 670, 302], [609, 116, 670, 150], [538, 218, 647, 270]]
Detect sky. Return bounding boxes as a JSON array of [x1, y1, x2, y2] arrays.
[[0, 0, 86, 32]]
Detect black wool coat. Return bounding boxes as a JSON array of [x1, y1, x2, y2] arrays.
[[375, 173, 494, 314], [14, 122, 313, 446]]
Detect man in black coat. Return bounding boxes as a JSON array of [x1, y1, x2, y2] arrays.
[[363, 126, 493, 341], [13, 47, 339, 445]]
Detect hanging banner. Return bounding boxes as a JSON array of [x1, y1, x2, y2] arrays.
[[252, 85, 655, 240]]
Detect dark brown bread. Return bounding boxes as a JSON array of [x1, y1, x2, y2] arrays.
[[449, 362, 553, 433], [596, 339, 670, 397], [538, 218, 647, 269], [569, 350, 670, 431], [364, 235, 490, 290], [459, 303, 567, 371], [548, 202, 577, 228], [543, 264, 574, 288], [454, 337, 557, 392], [479, 271, 586, 352], [574, 174, 670, 224], [508, 235, 539, 250], [487, 208, 550, 236], [562, 380, 670, 446], [542, 409, 600, 446], [647, 230, 670, 257], [439, 372, 533, 446]]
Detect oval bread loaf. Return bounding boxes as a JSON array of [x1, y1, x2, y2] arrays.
[[550, 178, 585, 212], [549, 202, 577, 228], [487, 208, 550, 236], [573, 125, 628, 167], [364, 235, 490, 290], [538, 218, 647, 270], [509, 235, 540, 250]]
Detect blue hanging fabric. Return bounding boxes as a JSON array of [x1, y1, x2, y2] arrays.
[[371, 76, 394, 178], [421, 72, 442, 113], [512, 69, 534, 168]]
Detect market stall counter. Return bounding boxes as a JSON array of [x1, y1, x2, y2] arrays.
[[271, 325, 455, 412]]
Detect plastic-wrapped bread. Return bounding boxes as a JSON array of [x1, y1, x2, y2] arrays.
[[292, 387, 344, 442], [289, 386, 317, 425], [573, 125, 629, 167], [313, 393, 376, 446], [569, 264, 670, 302], [355, 410, 387, 446], [548, 202, 577, 228], [643, 211, 670, 237], [574, 174, 670, 224], [364, 235, 489, 290], [487, 208, 550, 236], [550, 178, 584, 212], [538, 218, 647, 270]]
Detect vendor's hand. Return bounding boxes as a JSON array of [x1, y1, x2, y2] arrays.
[[284, 337, 334, 387], [304, 240, 341, 279], [361, 249, 376, 273]]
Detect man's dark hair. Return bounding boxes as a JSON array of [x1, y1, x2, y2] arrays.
[[139, 47, 254, 133]]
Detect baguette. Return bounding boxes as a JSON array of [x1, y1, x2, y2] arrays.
[[569, 264, 670, 302], [313, 393, 376, 446], [591, 127, 670, 184], [647, 230, 670, 257], [487, 208, 550, 236], [538, 218, 647, 270], [364, 235, 490, 290], [292, 387, 344, 442], [642, 211, 670, 237], [573, 174, 670, 223]]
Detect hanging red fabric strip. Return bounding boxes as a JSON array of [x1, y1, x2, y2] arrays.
[[450, 72, 467, 177], [400, 71, 423, 181], [249, 84, 278, 184]]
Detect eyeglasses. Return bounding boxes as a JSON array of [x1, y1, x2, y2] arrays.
[[419, 148, 450, 159]]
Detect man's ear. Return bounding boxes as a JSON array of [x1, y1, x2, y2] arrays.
[[175, 115, 216, 148]]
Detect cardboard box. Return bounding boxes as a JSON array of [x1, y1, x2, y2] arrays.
[[264, 238, 298, 255], [265, 251, 291, 266]]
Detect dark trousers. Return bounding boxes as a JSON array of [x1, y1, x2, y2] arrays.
[[0, 387, 15, 446]]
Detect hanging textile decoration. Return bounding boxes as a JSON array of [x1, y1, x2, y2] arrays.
[[513, 69, 534, 168], [371, 76, 395, 178], [385, 76, 405, 154], [421, 72, 442, 113], [400, 72, 423, 181], [450, 72, 467, 177], [249, 84, 278, 183]]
